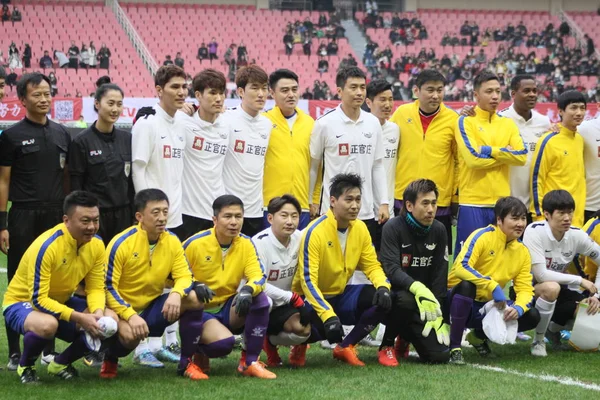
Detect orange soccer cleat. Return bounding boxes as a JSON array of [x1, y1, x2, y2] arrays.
[[378, 346, 399, 367], [238, 361, 277, 379], [395, 336, 410, 360], [181, 361, 209, 381], [99, 360, 118, 379], [289, 343, 308, 367], [262, 337, 282, 367], [192, 352, 211, 374], [333, 344, 365, 367]]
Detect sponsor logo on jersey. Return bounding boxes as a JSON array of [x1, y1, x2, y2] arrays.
[[268, 270, 279, 281], [59, 153, 66, 169], [22, 138, 35, 145], [163, 145, 172, 158], [545, 257, 552, 269], [339, 143, 349, 156], [327, 241, 333, 248], [411, 256, 433, 267], [89, 150, 103, 156], [387, 137, 397, 143], [425, 243, 437, 250], [205, 256, 212, 261], [234, 139, 245, 153], [192, 136, 204, 150], [561, 251, 573, 258], [401, 254, 412, 267], [363, 131, 373, 138]]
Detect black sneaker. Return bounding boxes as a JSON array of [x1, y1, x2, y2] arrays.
[[48, 361, 79, 380], [545, 330, 569, 351], [466, 331, 493, 357], [83, 351, 105, 367], [17, 365, 40, 384], [449, 348, 466, 365], [7, 353, 20, 371]]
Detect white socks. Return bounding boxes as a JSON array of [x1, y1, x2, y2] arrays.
[[165, 321, 179, 346], [135, 338, 149, 356], [148, 336, 162, 353], [534, 298, 557, 342]]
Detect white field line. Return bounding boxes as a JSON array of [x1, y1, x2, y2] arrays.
[[0, 267, 5, 273]]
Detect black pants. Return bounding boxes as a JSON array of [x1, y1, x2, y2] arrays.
[[242, 217, 263, 238], [362, 218, 380, 251], [98, 205, 133, 247], [585, 210, 596, 224], [552, 286, 586, 326], [172, 214, 214, 243]]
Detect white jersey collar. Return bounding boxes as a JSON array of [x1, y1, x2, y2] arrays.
[[155, 103, 175, 125]]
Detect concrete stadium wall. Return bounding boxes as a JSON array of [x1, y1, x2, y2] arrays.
[[405, 0, 597, 12]]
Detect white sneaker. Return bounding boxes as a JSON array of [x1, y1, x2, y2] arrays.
[[320, 340, 336, 349], [41, 351, 58, 366], [531, 341, 547, 357], [516, 332, 532, 341], [359, 334, 382, 347]]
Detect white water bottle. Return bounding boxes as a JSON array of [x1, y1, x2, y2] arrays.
[[568, 302, 600, 352]]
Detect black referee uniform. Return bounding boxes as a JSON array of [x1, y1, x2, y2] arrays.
[[0, 117, 71, 357], [68, 122, 133, 245]]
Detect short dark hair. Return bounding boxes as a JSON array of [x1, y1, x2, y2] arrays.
[[267, 194, 301, 215], [235, 65, 268, 89], [193, 68, 226, 94], [0, 66, 6, 80], [366, 79, 392, 100], [336, 66, 366, 89], [213, 194, 244, 216], [415, 69, 446, 88], [473, 71, 499, 91], [269, 69, 299, 89], [542, 190, 575, 214], [96, 75, 111, 88], [329, 173, 362, 199], [510, 74, 536, 91], [154, 65, 186, 88], [95, 83, 124, 103], [494, 196, 528, 222], [16, 72, 51, 100], [63, 190, 99, 216], [401, 179, 439, 216], [134, 189, 169, 213], [557, 90, 586, 111]]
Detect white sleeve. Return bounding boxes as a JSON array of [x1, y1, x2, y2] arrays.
[[575, 230, 600, 264], [131, 119, 154, 192], [253, 238, 293, 304], [372, 158, 389, 206], [522, 227, 546, 266], [531, 262, 583, 286], [309, 158, 321, 205], [309, 119, 325, 160]]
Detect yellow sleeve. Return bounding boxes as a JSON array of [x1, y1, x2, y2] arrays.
[[452, 138, 459, 203], [169, 237, 194, 298], [512, 248, 534, 312], [243, 239, 266, 295], [452, 229, 500, 294], [28, 243, 74, 321], [584, 220, 600, 283], [358, 225, 390, 289], [530, 133, 553, 218], [105, 238, 136, 321], [84, 241, 107, 313], [455, 116, 501, 170], [488, 121, 527, 166]]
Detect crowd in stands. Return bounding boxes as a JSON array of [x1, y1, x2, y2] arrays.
[[1, 3, 21, 23]]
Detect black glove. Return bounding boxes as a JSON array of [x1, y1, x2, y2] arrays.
[[372, 286, 392, 311], [297, 305, 312, 326], [193, 282, 215, 304], [233, 285, 253, 317], [133, 106, 156, 125], [323, 316, 343, 344]]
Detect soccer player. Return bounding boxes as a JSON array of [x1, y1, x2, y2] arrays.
[[100, 189, 206, 381], [183, 195, 275, 379], [574, 107, 600, 223], [583, 211, 600, 287], [390, 69, 457, 255], [223, 65, 273, 237], [0, 72, 72, 369], [263, 69, 315, 230], [176, 69, 229, 240], [498, 75, 551, 220], [447, 197, 540, 365], [454, 71, 527, 254], [308, 67, 389, 241], [2, 191, 114, 383], [293, 173, 392, 367], [0, 66, 5, 101], [379, 179, 449, 366], [522, 190, 600, 357], [530, 91, 586, 228], [69, 84, 134, 245], [254, 195, 311, 367]]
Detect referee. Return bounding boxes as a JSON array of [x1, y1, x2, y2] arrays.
[[69, 83, 133, 245], [0, 73, 71, 370]]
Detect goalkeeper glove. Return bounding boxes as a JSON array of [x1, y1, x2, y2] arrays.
[[409, 281, 442, 322], [372, 286, 392, 311], [193, 282, 215, 303], [421, 317, 450, 346], [233, 285, 253, 317], [323, 316, 343, 344]]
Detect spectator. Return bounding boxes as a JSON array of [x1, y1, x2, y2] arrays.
[[8, 41, 17, 57], [74, 115, 87, 128], [237, 41, 247, 61], [586, 34, 595, 57], [163, 55, 173, 66], [228, 58, 237, 81], [317, 55, 329, 73], [559, 20, 570, 36], [301, 87, 313, 99], [237, 54, 248, 68], [175, 52, 184, 68], [303, 34, 312, 56], [6, 67, 17, 90], [460, 20, 471, 36], [208, 37, 218, 61], [327, 38, 338, 55], [197, 42, 208, 60], [75, 90, 83, 99], [48, 71, 58, 96], [318, 12, 327, 27], [7, 50, 20, 68], [365, 0, 378, 16], [475, 48, 487, 63], [0, 50, 4, 67], [22, 43, 31, 68], [303, 17, 314, 33], [98, 43, 111, 69], [10, 5, 19, 21], [68, 40, 79, 68], [1, 5, 8, 22], [39, 50, 52, 69], [224, 43, 236, 66], [79, 44, 90, 68], [54, 49, 69, 68], [284, 30, 294, 55], [88, 42, 97, 68]]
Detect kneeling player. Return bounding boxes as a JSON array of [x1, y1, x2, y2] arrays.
[[2, 191, 116, 383], [184, 195, 275, 379], [254, 195, 311, 367], [292, 173, 392, 366], [447, 197, 540, 365], [523, 190, 600, 356], [101, 189, 206, 380], [379, 179, 449, 366]]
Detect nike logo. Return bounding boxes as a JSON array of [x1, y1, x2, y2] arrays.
[[402, 244, 411, 248], [272, 261, 280, 265], [160, 136, 167, 139], [596, 139, 600, 142], [544, 250, 552, 252], [234, 129, 242, 133], [335, 134, 344, 138]]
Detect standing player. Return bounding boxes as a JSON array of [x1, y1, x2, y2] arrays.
[[100, 189, 206, 381], [223, 65, 273, 237], [254, 195, 311, 367], [530, 91, 586, 227], [263, 69, 315, 230], [184, 195, 275, 379], [390, 70, 457, 255], [293, 173, 392, 366], [447, 197, 540, 364], [523, 190, 600, 356], [574, 103, 599, 223], [454, 71, 527, 254], [378, 179, 449, 366], [69, 84, 134, 244], [308, 67, 389, 241], [2, 191, 114, 383], [0, 73, 71, 369], [177, 69, 229, 240]]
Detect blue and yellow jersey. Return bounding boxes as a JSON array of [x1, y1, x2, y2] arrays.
[[455, 107, 527, 206], [292, 209, 390, 322], [448, 225, 534, 313], [105, 225, 193, 321], [183, 228, 265, 309], [3, 223, 106, 321], [530, 125, 586, 227], [583, 217, 600, 282]]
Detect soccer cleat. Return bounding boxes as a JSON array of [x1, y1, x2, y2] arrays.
[[48, 361, 79, 380], [320, 340, 336, 350], [466, 331, 492, 357], [17, 365, 40, 384], [155, 346, 180, 363], [449, 348, 466, 365], [166, 343, 181, 357], [394, 336, 410, 359], [7, 353, 20, 371], [530, 341, 547, 357], [560, 330, 571, 341], [192, 352, 211, 374], [83, 351, 105, 367], [234, 335, 243, 348], [378, 346, 399, 367], [100, 360, 118, 379], [545, 330, 569, 351], [178, 360, 209, 381], [516, 332, 531, 341], [238, 361, 277, 379], [289, 344, 308, 368], [262, 337, 282, 367], [40, 351, 58, 366], [333, 345, 365, 367], [133, 350, 164, 368], [359, 334, 382, 347]]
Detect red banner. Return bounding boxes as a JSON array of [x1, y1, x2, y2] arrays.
[[0, 98, 83, 122]]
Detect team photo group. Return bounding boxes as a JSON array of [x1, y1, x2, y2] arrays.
[[0, 59, 599, 385]]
